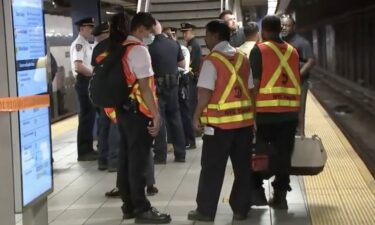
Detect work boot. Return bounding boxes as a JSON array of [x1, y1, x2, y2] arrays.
[[268, 190, 288, 210]]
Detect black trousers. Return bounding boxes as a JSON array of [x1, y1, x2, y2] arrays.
[[252, 120, 298, 191], [116, 108, 153, 214], [74, 75, 96, 156], [178, 85, 196, 146], [196, 126, 253, 217], [154, 86, 186, 160], [188, 76, 198, 118]]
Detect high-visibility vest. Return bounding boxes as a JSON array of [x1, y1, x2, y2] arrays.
[[200, 51, 254, 130], [104, 108, 117, 123], [122, 40, 157, 118], [256, 41, 301, 112]]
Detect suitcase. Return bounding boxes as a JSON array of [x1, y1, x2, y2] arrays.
[[290, 135, 327, 175]]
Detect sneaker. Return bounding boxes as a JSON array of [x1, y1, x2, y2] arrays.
[[146, 186, 159, 196], [135, 207, 171, 224]]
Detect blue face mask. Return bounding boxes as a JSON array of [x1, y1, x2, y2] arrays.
[[143, 33, 155, 45]]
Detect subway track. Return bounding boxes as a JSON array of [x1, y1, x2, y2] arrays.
[[309, 68, 375, 178]]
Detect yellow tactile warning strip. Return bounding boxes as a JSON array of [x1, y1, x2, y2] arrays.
[[51, 116, 78, 139], [304, 93, 375, 225]]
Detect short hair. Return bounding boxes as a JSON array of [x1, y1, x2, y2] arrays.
[[206, 19, 230, 41], [219, 10, 233, 19], [130, 12, 156, 32], [280, 14, 296, 25], [243, 21, 259, 37], [261, 15, 282, 34]]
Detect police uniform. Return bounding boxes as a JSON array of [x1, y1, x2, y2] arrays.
[[148, 34, 186, 163], [250, 37, 300, 209], [178, 45, 196, 148], [70, 17, 97, 161], [181, 22, 202, 120], [188, 41, 254, 221]]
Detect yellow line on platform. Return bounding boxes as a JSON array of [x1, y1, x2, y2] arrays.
[[51, 116, 78, 139], [305, 93, 375, 225]]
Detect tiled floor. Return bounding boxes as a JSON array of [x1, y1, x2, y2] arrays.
[[16, 127, 311, 225]]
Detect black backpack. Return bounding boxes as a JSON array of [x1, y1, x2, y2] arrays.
[[89, 43, 137, 108]]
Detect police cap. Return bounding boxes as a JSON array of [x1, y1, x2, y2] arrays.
[[74, 17, 95, 27], [180, 22, 196, 31], [93, 22, 109, 36]]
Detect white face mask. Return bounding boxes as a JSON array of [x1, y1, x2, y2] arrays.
[[142, 33, 155, 45]]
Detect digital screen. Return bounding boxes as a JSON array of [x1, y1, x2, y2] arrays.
[[12, 0, 53, 206]]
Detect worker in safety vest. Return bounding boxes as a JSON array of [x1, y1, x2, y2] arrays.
[[250, 15, 301, 210], [188, 19, 255, 222], [115, 12, 171, 224]]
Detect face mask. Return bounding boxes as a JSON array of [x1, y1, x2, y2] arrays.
[[142, 33, 155, 45]]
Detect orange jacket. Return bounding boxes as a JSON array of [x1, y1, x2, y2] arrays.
[[200, 51, 254, 130], [256, 41, 301, 112]]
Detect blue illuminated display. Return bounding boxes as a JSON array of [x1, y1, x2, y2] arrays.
[[12, 0, 53, 206]]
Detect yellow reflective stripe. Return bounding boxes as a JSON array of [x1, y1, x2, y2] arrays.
[[207, 100, 252, 110], [256, 100, 300, 107], [261, 42, 300, 95], [259, 87, 299, 95], [210, 52, 250, 103], [200, 112, 254, 124]]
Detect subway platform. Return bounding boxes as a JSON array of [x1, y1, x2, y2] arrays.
[[15, 93, 375, 225]]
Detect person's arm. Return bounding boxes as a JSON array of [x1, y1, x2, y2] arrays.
[[249, 46, 262, 126], [137, 77, 161, 137], [300, 58, 315, 76], [193, 88, 212, 131], [193, 59, 216, 130], [300, 39, 315, 76], [74, 61, 92, 77], [129, 45, 161, 136]]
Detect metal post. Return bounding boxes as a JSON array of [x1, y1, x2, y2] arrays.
[[22, 198, 48, 225], [0, 0, 16, 224], [137, 0, 142, 12]]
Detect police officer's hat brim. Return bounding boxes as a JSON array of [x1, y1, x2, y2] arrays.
[[180, 22, 196, 31], [74, 17, 95, 27], [93, 22, 110, 36]]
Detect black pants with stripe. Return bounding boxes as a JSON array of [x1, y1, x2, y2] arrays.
[[196, 126, 253, 217]]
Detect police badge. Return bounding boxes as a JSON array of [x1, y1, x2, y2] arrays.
[[76, 44, 83, 52]]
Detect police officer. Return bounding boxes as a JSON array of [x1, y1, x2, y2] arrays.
[[188, 20, 254, 222], [250, 15, 301, 210], [181, 22, 202, 119], [281, 14, 315, 136], [70, 17, 97, 161], [115, 12, 171, 223], [162, 27, 196, 149], [149, 21, 187, 163]]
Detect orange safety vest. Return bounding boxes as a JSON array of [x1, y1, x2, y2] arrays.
[[104, 108, 117, 123], [256, 41, 301, 112], [200, 51, 254, 130], [121, 40, 157, 118]]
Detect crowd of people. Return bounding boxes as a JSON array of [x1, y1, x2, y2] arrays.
[[69, 9, 314, 224]]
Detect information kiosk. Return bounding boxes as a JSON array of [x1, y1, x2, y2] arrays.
[[0, 0, 52, 224]]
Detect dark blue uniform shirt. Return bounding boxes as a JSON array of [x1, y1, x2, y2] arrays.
[[148, 34, 184, 76], [187, 37, 202, 73]]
